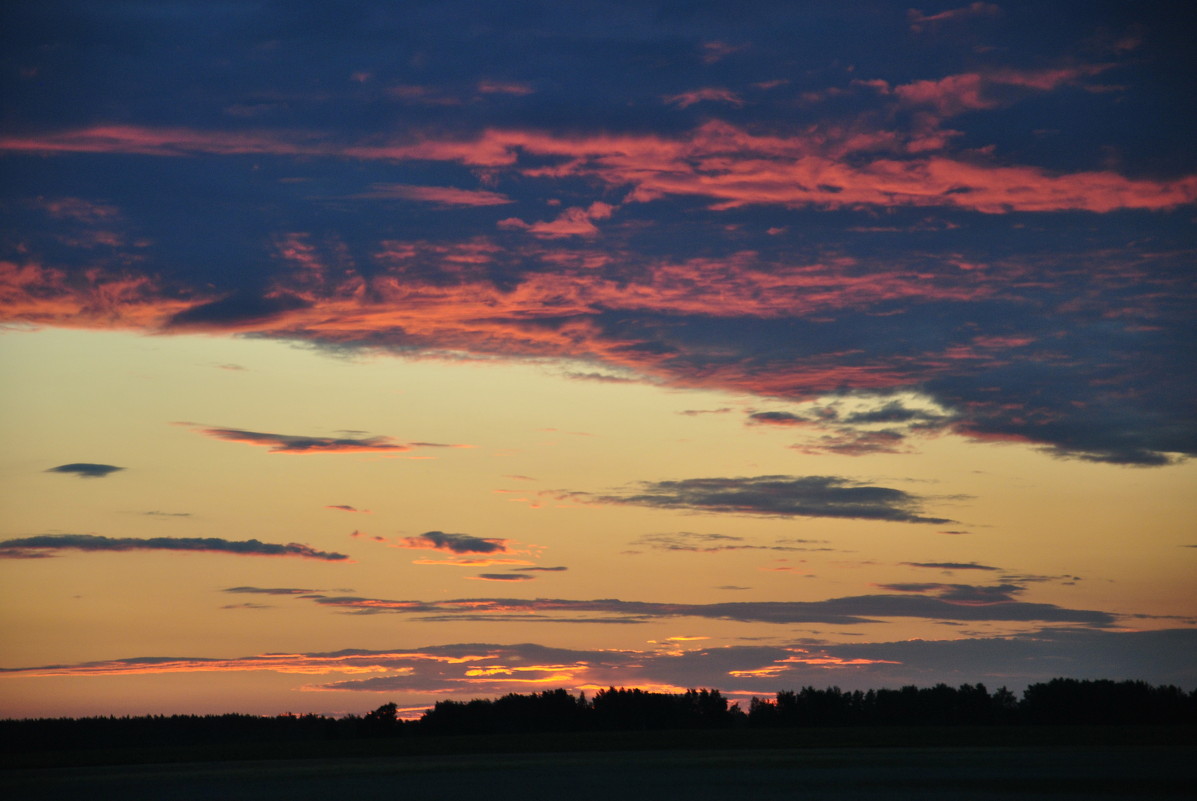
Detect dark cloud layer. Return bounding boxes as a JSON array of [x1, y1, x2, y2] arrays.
[[576, 476, 953, 524], [0, 3, 1193, 467], [0, 535, 348, 561], [45, 463, 123, 478]]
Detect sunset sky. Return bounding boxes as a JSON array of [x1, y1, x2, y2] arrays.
[[2, 1, 1195, 719]]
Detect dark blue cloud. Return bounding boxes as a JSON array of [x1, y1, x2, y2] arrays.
[[46, 463, 124, 478], [573, 475, 954, 524]]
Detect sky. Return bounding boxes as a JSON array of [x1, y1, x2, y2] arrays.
[[1, 0, 1195, 719]]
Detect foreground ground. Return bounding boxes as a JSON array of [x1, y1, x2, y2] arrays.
[[4, 742, 1194, 800]]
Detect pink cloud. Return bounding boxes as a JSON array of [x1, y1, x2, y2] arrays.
[[908, 2, 1000, 33], [6, 120, 1192, 215], [523, 202, 617, 238], [352, 183, 514, 207], [701, 41, 743, 64], [477, 80, 534, 95]]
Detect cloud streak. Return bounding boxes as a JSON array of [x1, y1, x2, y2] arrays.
[[178, 424, 460, 454], [246, 588, 1115, 627], [0, 535, 349, 561]]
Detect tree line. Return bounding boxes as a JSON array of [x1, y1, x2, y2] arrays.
[[3, 679, 1194, 752]]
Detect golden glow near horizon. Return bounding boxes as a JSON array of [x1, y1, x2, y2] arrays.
[[2, 329, 1194, 717]]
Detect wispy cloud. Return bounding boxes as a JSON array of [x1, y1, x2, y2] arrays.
[[631, 532, 832, 553], [908, 3, 1001, 34], [222, 586, 325, 595], [901, 562, 1001, 571], [0, 535, 349, 561], [663, 88, 745, 109], [177, 423, 461, 454]]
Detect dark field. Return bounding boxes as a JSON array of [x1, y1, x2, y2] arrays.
[[4, 729, 1194, 801], [4, 745, 1195, 800]]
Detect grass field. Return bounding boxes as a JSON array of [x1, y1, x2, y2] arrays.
[[4, 743, 1194, 800]]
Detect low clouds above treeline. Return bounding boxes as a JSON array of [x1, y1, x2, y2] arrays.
[[8, 629, 1194, 697]]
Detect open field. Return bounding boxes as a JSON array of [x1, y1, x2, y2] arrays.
[[4, 742, 1195, 800]]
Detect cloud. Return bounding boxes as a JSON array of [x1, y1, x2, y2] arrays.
[[222, 586, 324, 595], [394, 531, 510, 554], [901, 562, 1001, 571], [477, 80, 534, 96], [412, 558, 535, 567], [747, 411, 807, 426], [0, 535, 349, 561], [908, 3, 1001, 33], [571, 475, 953, 524], [873, 582, 1026, 604], [7, 247, 1191, 466], [177, 424, 458, 454], [280, 590, 1114, 627], [326, 505, 370, 513], [45, 463, 124, 478], [790, 429, 909, 457], [468, 574, 536, 582], [512, 202, 617, 239], [631, 532, 831, 553], [663, 88, 745, 109]]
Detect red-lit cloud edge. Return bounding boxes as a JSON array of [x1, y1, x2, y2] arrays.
[[3, 241, 1189, 465], [3, 630, 1193, 708]]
